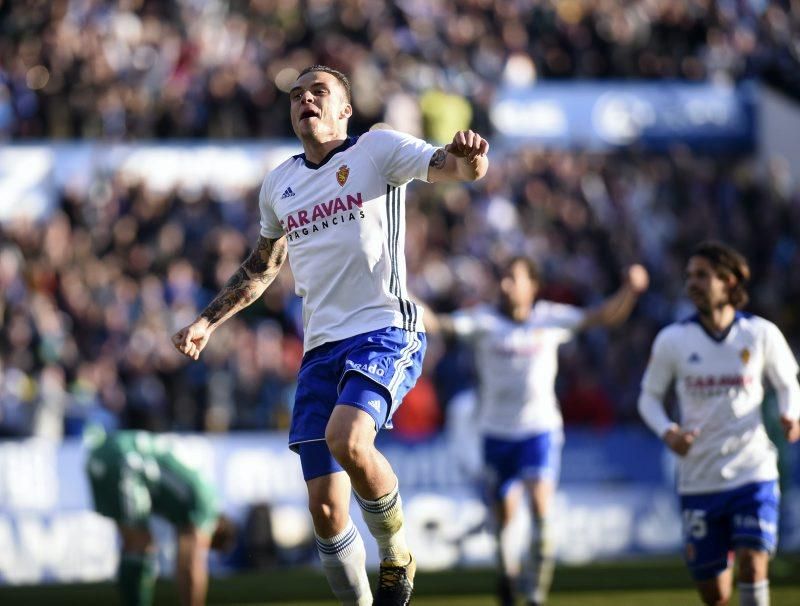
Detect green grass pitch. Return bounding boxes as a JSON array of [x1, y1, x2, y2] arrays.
[[1, 556, 798, 605]]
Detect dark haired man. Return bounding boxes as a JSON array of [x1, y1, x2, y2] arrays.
[[638, 241, 800, 606], [425, 256, 648, 606], [172, 65, 489, 605]]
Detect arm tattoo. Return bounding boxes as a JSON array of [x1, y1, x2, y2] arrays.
[[429, 148, 447, 170], [200, 235, 288, 326]]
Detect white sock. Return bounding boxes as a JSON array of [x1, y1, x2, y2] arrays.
[[738, 580, 769, 606], [315, 518, 372, 606], [526, 515, 555, 605], [497, 522, 521, 578], [353, 480, 410, 563]]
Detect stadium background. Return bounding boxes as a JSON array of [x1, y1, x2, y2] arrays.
[[2, 0, 800, 603]]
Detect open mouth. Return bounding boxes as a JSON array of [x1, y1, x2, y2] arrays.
[[299, 109, 319, 121]]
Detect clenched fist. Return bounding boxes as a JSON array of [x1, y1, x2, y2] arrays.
[[445, 129, 489, 161], [172, 318, 213, 361]]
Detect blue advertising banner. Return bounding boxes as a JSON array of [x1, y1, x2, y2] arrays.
[[0, 428, 796, 584], [490, 82, 756, 152]]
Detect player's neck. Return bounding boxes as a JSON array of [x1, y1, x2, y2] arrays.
[[697, 305, 736, 336], [504, 303, 532, 323], [301, 133, 348, 165]]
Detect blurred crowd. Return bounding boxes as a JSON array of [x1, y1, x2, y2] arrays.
[[3, 0, 800, 140], [2, 145, 800, 439]]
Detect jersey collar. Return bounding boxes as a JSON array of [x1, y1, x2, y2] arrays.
[[294, 136, 359, 170], [685, 311, 750, 343]]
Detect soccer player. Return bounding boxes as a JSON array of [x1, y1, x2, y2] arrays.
[[424, 256, 649, 606], [84, 428, 236, 606], [171, 65, 489, 605], [638, 241, 800, 606]]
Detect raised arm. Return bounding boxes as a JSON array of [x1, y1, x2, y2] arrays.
[[172, 235, 288, 360], [428, 130, 489, 183], [580, 264, 649, 330], [418, 302, 456, 338]]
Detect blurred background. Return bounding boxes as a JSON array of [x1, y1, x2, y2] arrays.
[[1, 0, 800, 602]]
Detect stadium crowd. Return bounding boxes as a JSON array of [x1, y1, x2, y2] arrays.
[[2, 145, 800, 439], [2, 0, 800, 140]]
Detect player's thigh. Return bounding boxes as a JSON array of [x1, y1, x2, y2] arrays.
[[680, 494, 731, 583], [730, 480, 779, 572], [325, 403, 380, 461], [735, 547, 769, 583], [523, 477, 556, 520]]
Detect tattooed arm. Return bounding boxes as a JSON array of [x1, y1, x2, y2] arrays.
[[172, 235, 288, 360], [427, 129, 489, 183]]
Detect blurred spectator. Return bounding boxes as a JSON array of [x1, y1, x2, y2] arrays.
[[3, 144, 800, 437], [3, 0, 800, 140]]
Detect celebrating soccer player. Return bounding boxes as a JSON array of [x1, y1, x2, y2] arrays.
[[424, 256, 649, 606], [172, 65, 489, 605], [638, 241, 800, 606]]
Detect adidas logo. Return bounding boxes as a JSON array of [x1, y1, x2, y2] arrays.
[[688, 353, 701, 364], [281, 187, 296, 199], [367, 400, 382, 413]]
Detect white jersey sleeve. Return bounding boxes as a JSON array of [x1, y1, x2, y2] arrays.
[[762, 320, 800, 419], [361, 129, 437, 186], [638, 328, 677, 437], [451, 306, 493, 342], [258, 171, 283, 239], [542, 302, 586, 344]]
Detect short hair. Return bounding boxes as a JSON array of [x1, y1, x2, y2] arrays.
[[503, 256, 540, 283], [690, 240, 751, 309], [298, 65, 351, 103]]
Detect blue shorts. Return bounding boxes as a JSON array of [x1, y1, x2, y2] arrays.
[[290, 326, 426, 451], [680, 480, 779, 581], [483, 430, 563, 501]]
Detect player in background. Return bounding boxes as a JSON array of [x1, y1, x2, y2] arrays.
[[638, 241, 800, 606], [424, 256, 649, 606], [172, 65, 489, 605], [84, 427, 237, 606]]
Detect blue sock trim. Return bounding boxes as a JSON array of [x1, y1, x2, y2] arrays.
[[316, 524, 359, 555], [354, 486, 398, 515]]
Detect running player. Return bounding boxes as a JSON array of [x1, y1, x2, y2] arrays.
[[638, 241, 800, 606], [172, 65, 489, 605], [425, 256, 649, 606], [85, 428, 236, 606]]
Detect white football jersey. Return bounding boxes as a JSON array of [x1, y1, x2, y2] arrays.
[[259, 130, 437, 351], [641, 313, 800, 494], [452, 301, 586, 438]]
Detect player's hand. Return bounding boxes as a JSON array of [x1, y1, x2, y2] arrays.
[[172, 318, 213, 361], [663, 426, 700, 456], [781, 415, 800, 443], [445, 130, 489, 161], [625, 264, 649, 295]]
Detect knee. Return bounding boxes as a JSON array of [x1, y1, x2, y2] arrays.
[[736, 549, 766, 583], [700, 588, 730, 606], [325, 425, 370, 469], [308, 495, 349, 535]]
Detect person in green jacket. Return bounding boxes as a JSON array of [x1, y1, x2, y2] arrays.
[[85, 428, 236, 606]]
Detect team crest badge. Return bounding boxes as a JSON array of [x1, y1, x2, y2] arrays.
[[740, 348, 750, 364], [336, 165, 349, 187]]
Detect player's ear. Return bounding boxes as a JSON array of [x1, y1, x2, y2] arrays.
[[340, 103, 352, 120]]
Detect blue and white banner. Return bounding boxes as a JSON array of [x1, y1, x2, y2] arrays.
[[490, 82, 756, 151], [0, 429, 797, 584]]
